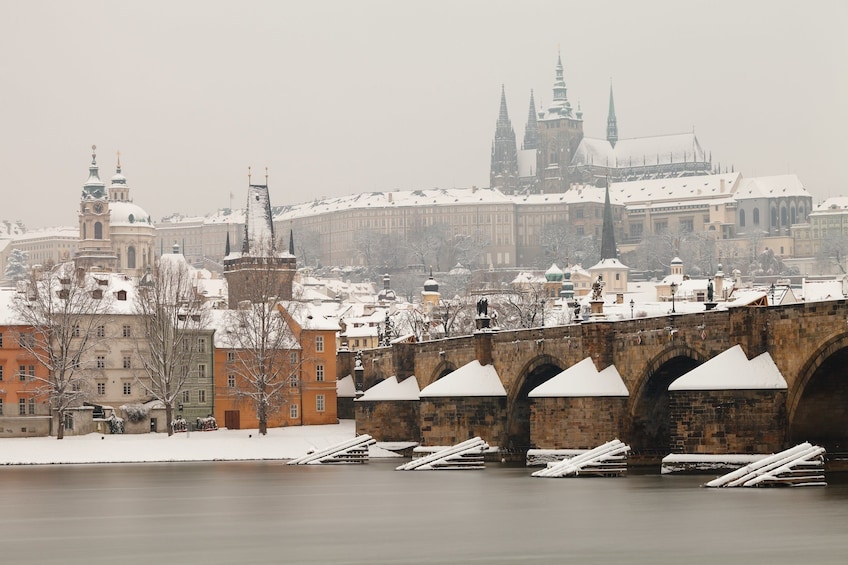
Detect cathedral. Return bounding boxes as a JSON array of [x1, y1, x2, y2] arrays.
[[491, 53, 712, 194], [75, 146, 155, 277]]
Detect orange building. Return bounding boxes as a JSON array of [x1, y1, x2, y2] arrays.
[[0, 305, 52, 436], [212, 303, 338, 430]]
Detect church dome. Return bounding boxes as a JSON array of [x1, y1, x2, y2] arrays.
[[109, 201, 153, 227], [545, 263, 564, 282]]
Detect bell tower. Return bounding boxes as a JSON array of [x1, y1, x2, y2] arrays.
[[75, 145, 117, 272]]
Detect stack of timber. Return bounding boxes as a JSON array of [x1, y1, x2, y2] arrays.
[[396, 437, 489, 471], [704, 442, 826, 488], [532, 439, 630, 478], [287, 434, 376, 465]]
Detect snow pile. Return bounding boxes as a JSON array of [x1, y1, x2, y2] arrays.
[[419, 361, 506, 397], [529, 358, 629, 397], [669, 345, 787, 391]]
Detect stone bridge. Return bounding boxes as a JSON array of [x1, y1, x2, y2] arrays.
[[340, 300, 848, 458]]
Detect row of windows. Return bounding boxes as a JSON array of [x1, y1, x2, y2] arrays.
[[0, 365, 36, 382], [0, 398, 36, 416]]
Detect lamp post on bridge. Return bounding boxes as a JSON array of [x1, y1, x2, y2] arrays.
[[670, 282, 678, 313]]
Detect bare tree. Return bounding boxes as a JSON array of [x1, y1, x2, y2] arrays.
[[497, 284, 549, 329], [134, 255, 210, 436], [11, 263, 111, 439], [406, 223, 450, 271], [222, 266, 300, 435]]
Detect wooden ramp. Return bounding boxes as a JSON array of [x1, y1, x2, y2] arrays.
[[532, 439, 630, 478], [287, 435, 376, 465], [396, 437, 489, 471], [704, 442, 826, 488]]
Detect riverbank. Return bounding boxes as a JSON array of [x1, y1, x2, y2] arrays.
[[0, 420, 398, 465]]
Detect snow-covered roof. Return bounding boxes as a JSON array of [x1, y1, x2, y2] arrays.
[[356, 375, 420, 401], [573, 133, 707, 169], [419, 360, 506, 397], [589, 258, 629, 272], [108, 201, 153, 227], [611, 172, 740, 207], [810, 197, 848, 216], [734, 174, 809, 200], [528, 358, 629, 397], [669, 345, 787, 391], [336, 375, 357, 398]]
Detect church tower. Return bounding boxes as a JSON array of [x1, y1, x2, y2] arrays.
[[606, 81, 618, 148], [536, 51, 584, 193], [489, 85, 519, 193], [75, 145, 118, 273], [522, 89, 539, 150], [223, 169, 296, 307]]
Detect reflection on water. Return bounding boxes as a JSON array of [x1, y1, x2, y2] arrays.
[[1, 461, 847, 564]]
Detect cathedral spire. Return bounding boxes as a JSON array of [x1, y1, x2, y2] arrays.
[[289, 229, 295, 256], [600, 183, 617, 260], [489, 85, 518, 193], [522, 89, 538, 150], [548, 50, 572, 117], [607, 80, 618, 148]]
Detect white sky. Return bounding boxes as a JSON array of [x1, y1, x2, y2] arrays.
[[2, 0, 846, 228]]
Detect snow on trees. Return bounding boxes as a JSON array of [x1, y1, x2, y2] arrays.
[[133, 254, 210, 436], [4, 248, 30, 282], [11, 263, 112, 439]]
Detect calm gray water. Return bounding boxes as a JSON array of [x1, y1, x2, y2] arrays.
[[1, 460, 846, 564]]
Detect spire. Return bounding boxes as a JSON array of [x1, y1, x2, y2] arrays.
[[600, 183, 617, 260], [288, 229, 295, 256], [607, 80, 618, 148], [522, 89, 539, 150], [82, 144, 105, 198], [224, 231, 231, 257], [548, 50, 572, 117], [489, 85, 518, 193]]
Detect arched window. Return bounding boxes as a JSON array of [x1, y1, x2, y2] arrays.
[[781, 207, 788, 226], [94, 222, 103, 240], [771, 207, 778, 226], [739, 209, 746, 227], [83, 223, 87, 239], [753, 208, 760, 225], [790, 206, 796, 225], [127, 246, 136, 269]]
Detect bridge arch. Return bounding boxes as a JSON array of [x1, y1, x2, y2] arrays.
[[425, 360, 458, 388], [503, 353, 565, 452], [629, 344, 708, 453], [788, 332, 848, 451]]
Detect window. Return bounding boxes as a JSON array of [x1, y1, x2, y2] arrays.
[[227, 351, 235, 362], [97, 382, 106, 395], [123, 356, 132, 369], [316, 394, 325, 412], [290, 352, 298, 365], [316, 364, 324, 382], [289, 376, 298, 388], [198, 390, 206, 404], [0, 399, 3, 415], [96, 325, 105, 338], [753, 208, 760, 225], [122, 325, 131, 338], [290, 404, 298, 419], [739, 209, 746, 227], [28, 398, 35, 415], [227, 374, 235, 388], [197, 338, 207, 353], [197, 364, 207, 381], [96, 356, 106, 369], [315, 336, 324, 352], [28, 365, 35, 380], [0, 366, 3, 381], [182, 390, 190, 404], [19, 399, 26, 415], [0, 332, 3, 347], [19, 333, 34, 348], [19, 365, 26, 381], [72, 325, 80, 337], [122, 382, 132, 395]]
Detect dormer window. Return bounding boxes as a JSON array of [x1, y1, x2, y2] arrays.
[[116, 290, 127, 301]]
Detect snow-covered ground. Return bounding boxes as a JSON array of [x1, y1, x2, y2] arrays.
[[0, 420, 399, 465]]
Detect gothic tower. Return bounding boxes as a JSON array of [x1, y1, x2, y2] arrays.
[[489, 85, 519, 193], [536, 52, 584, 193], [606, 81, 618, 148], [223, 169, 296, 307], [522, 89, 538, 150]]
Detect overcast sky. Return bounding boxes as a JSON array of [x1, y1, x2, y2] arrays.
[[2, 0, 845, 229]]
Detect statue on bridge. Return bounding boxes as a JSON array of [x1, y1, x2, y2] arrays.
[[707, 278, 714, 302], [590, 275, 605, 301], [476, 297, 489, 317]]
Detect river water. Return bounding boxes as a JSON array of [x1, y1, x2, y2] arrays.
[[1, 460, 846, 564]]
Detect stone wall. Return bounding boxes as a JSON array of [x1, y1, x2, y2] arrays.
[[530, 397, 629, 450], [337, 397, 356, 420], [420, 397, 507, 447], [355, 400, 420, 442], [669, 389, 788, 454]]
